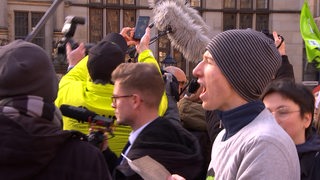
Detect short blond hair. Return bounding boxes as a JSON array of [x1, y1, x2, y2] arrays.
[[111, 63, 165, 108]]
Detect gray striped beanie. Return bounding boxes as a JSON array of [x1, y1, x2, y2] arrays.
[[206, 29, 281, 102]]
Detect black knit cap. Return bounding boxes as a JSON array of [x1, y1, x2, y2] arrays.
[[206, 29, 281, 102], [87, 33, 127, 83], [0, 40, 58, 102], [102, 32, 128, 53]]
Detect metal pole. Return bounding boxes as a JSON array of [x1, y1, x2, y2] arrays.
[[25, 0, 64, 42]]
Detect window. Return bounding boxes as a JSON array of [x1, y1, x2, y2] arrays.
[[256, 0, 268, 9], [106, 10, 120, 34], [239, 14, 253, 29], [223, 0, 269, 31], [239, 0, 253, 30], [89, 0, 136, 43], [240, 0, 252, 9], [14, 11, 45, 47], [107, 0, 120, 4], [223, 13, 236, 30], [89, 8, 103, 43], [190, 0, 201, 7], [90, 0, 103, 3], [123, 10, 136, 28], [256, 14, 269, 31], [15, 12, 28, 40], [31, 12, 45, 47], [224, 0, 236, 9], [124, 0, 135, 5]]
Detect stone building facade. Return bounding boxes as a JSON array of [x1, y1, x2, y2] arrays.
[[1, 0, 320, 83]]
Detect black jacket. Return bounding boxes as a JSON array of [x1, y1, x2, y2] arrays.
[[275, 55, 295, 80], [297, 128, 320, 180], [0, 114, 111, 180], [113, 117, 204, 180]]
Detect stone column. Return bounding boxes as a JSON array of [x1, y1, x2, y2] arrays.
[[55, 1, 65, 29], [0, 0, 8, 45], [0, 0, 7, 29], [45, 16, 53, 58]]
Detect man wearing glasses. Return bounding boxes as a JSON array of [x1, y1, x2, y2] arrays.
[[107, 28, 204, 179]]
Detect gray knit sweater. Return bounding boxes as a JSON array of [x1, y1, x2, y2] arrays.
[[209, 108, 300, 180]]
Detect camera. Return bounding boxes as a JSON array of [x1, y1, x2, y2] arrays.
[[56, 16, 94, 57], [188, 78, 200, 94], [261, 29, 284, 41], [87, 131, 105, 148], [59, 105, 114, 149], [261, 29, 284, 49]]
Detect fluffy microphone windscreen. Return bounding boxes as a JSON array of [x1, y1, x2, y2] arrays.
[[151, 0, 212, 62], [149, 0, 206, 32]]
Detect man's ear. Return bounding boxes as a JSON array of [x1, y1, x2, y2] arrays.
[[132, 94, 143, 109]]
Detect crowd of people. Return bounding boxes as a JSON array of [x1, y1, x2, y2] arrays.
[[1, 21, 320, 180]]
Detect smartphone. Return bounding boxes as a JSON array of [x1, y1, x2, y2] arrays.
[[133, 16, 150, 40]]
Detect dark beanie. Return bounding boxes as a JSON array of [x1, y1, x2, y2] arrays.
[[0, 40, 58, 102], [102, 32, 128, 53], [87, 33, 126, 83], [206, 29, 281, 102]]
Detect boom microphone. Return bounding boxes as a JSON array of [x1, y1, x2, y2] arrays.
[[60, 104, 113, 127], [149, 0, 210, 35], [148, 0, 186, 9], [150, 0, 212, 62]]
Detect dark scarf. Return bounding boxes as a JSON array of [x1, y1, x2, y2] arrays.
[[0, 95, 62, 127], [0, 96, 75, 179], [296, 127, 320, 153], [217, 100, 265, 141]]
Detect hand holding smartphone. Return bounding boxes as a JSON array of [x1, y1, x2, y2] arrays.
[[133, 16, 150, 40]]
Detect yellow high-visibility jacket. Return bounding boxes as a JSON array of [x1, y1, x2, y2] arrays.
[[55, 49, 168, 155]]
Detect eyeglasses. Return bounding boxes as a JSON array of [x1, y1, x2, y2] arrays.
[[111, 94, 133, 104], [270, 107, 300, 120]]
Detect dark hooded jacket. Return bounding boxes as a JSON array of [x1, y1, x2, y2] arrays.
[[0, 104, 111, 180], [113, 117, 204, 180], [296, 127, 320, 180]]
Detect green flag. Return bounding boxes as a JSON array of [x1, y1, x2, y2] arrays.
[[300, 1, 320, 64]]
